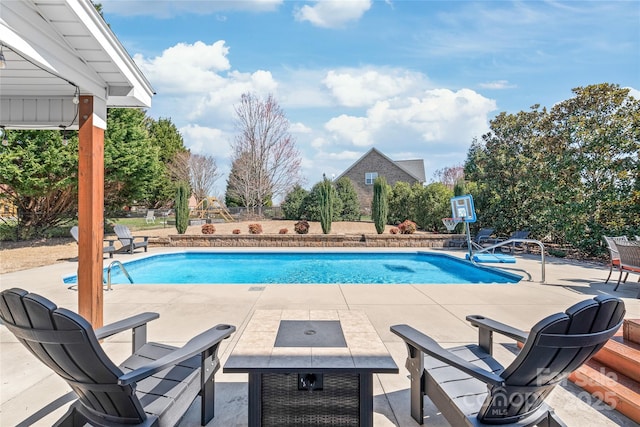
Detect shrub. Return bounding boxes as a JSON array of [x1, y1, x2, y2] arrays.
[[548, 249, 567, 258], [248, 223, 263, 234], [372, 176, 389, 234], [175, 181, 190, 234], [232, 229, 241, 234], [398, 220, 417, 234], [294, 220, 310, 234], [201, 224, 216, 234], [279, 228, 288, 234], [319, 176, 335, 234], [390, 227, 399, 234]]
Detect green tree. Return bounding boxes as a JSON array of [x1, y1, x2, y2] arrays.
[[319, 176, 335, 234], [104, 108, 162, 212], [334, 177, 360, 221], [175, 181, 190, 234], [411, 182, 453, 232], [281, 185, 308, 219], [465, 83, 639, 255], [0, 130, 77, 235], [302, 180, 343, 222], [388, 181, 413, 225], [371, 176, 389, 234], [146, 117, 187, 207]]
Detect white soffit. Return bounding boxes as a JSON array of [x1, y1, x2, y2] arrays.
[[0, 0, 153, 129]]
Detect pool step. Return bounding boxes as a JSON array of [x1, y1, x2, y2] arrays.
[[567, 319, 640, 423]]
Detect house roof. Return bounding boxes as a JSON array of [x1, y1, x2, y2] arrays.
[[0, 0, 154, 129], [395, 159, 426, 182], [335, 147, 426, 182]]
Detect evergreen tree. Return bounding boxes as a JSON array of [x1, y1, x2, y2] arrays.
[[334, 177, 360, 221], [281, 185, 309, 219], [372, 176, 389, 234], [175, 181, 190, 234], [319, 176, 335, 234]]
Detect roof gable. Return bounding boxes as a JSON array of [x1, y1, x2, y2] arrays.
[[336, 147, 425, 182]]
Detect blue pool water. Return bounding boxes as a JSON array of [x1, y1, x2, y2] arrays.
[[63, 252, 521, 285]]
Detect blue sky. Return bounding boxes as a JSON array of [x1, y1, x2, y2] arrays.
[[101, 0, 640, 197]]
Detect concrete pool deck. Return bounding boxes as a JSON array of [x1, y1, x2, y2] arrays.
[[1, 247, 639, 426]]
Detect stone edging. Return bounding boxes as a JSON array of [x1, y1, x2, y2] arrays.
[[164, 233, 465, 248]]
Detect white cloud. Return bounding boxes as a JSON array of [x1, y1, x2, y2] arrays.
[[290, 122, 312, 133], [134, 41, 278, 123], [134, 41, 231, 94], [311, 88, 497, 182], [323, 68, 426, 107], [479, 80, 517, 90], [323, 88, 496, 157], [626, 86, 640, 100], [179, 124, 232, 158], [294, 0, 372, 28]]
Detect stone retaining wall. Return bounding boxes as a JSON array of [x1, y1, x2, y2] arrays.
[[165, 233, 465, 248]]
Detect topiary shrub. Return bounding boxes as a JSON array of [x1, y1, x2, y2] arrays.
[[201, 224, 216, 234], [232, 229, 241, 234], [279, 228, 288, 234], [398, 220, 417, 234], [372, 176, 389, 234], [294, 220, 310, 234], [248, 223, 263, 234]]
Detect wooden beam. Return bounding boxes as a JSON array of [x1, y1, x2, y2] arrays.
[[77, 95, 104, 328]]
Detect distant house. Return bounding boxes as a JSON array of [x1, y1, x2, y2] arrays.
[[335, 148, 426, 213]]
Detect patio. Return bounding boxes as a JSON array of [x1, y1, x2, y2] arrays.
[[1, 247, 639, 426]]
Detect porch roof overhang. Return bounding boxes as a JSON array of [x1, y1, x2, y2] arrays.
[[0, 0, 154, 130]]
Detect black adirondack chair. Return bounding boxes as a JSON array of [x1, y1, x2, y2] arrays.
[[0, 288, 235, 427], [391, 296, 625, 426]]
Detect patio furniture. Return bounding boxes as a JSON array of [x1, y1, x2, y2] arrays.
[[0, 287, 235, 427], [391, 295, 625, 426], [145, 209, 156, 224], [114, 224, 149, 254], [456, 227, 495, 248], [224, 309, 398, 427], [603, 235, 629, 284], [614, 241, 640, 297], [70, 226, 116, 258]]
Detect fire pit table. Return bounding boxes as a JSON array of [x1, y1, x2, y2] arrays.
[[223, 309, 398, 427]]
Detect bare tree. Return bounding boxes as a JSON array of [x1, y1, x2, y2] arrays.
[[166, 151, 221, 205], [228, 93, 302, 214], [166, 151, 190, 184], [189, 153, 220, 204], [432, 164, 465, 188]]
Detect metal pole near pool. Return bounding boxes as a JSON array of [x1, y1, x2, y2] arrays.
[[463, 217, 473, 261]]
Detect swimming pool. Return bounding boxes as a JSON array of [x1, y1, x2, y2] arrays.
[[63, 251, 522, 285]]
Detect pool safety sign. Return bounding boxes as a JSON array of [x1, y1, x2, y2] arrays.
[[450, 195, 476, 223]]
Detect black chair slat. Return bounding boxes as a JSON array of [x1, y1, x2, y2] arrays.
[[478, 297, 624, 423], [50, 311, 146, 421]]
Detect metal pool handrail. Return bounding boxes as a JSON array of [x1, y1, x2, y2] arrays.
[[106, 260, 133, 290], [474, 238, 546, 283]]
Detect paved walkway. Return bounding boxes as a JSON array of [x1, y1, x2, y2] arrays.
[[1, 247, 638, 426]]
